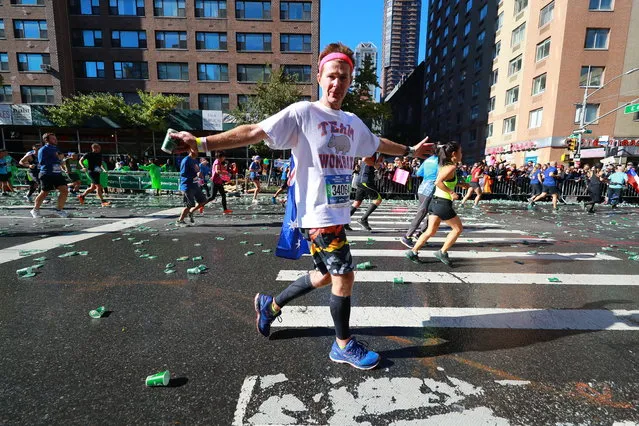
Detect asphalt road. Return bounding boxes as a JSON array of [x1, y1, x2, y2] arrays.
[[0, 192, 638, 425]]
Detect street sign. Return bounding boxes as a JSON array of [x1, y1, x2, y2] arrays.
[[571, 129, 592, 134], [624, 103, 639, 114], [583, 129, 592, 134]]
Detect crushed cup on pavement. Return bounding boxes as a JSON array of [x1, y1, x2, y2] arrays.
[[261, 249, 272, 253], [89, 306, 106, 318], [393, 277, 404, 284], [356, 261, 373, 270], [16, 267, 34, 277], [34, 257, 47, 262], [186, 267, 201, 274], [197, 264, 208, 271], [146, 370, 170, 387], [215, 237, 225, 241], [164, 269, 176, 274], [192, 256, 203, 261], [165, 263, 175, 269], [547, 277, 561, 283], [176, 256, 189, 261], [58, 251, 79, 258]]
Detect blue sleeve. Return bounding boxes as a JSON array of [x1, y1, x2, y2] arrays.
[[416, 162, 426, 178]]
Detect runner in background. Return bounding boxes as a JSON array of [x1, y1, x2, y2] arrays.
[[177, 148, 207, 225], [530, 161, 559, 210], [349, 153, 384, 231], [31, 133, 69, 218], [78, 144, 110, 207], [460, 163, 483, 208], [62, 152, 81, 195], [607, 164, 628, 209], [19, 143, 42, 203], [400, 153, 438, 248], [209, 151, 232, 214], [247, 155, 262, 204], [584, 167, 604, 214], [198, 157, 212, 199], [272, 161, 290, 204], [527, 163, 542, 203], [0, 149, 15, 196]]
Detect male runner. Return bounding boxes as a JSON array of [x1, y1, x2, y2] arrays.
[[78, 144, 110, 207], [63, 152, 82, 194], [30, 133, 69, 218], [177, 149, 207, 224], [169, 42, 433, 369], [348, 154, 384, 231], [19, 143, 42, 202]]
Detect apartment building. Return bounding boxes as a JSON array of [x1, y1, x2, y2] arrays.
[[0, 0, 320, 113], [354, 42, 378, 99], [381, 0, 421, 99], [421, 0, 496, 163], [486, 0, 639, 165]]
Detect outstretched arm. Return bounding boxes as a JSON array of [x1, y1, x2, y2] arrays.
[[377, 136, 434, 159], [170, 124, 268, 154]]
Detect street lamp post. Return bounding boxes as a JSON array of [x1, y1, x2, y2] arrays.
[[576, 67, 639, 157]]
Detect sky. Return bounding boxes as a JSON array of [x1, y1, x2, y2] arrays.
[[320, 0, 429, 99]]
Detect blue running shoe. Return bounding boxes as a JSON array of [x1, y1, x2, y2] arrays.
[[254, 293, 280, 337], [329, 337, 380, 370]]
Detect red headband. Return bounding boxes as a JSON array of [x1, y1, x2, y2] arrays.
[[319, 52, 354, 73]]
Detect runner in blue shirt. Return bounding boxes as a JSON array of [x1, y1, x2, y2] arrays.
[[31, 133, 69, 218], [527, 163, 542, 202], [176, 148, 207, 225], [607, 165, 628, 208], [401, 154, 439, 247], [0, 149, 15, 196], [530, 161, 559, 210], [272, 161, 290, 204]]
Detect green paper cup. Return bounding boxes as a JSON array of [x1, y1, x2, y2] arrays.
[[186, 267, 201, 274], [161, 128, 178, 154], [146, 370, 170, 387], [16, 267, 33, 276], [89, 306, 106, 318], [393, 277, 404, 284]]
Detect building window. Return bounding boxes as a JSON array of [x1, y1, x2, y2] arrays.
[[539, 1, 554, 26], [10, 0, 45, 4], [454, 12, 459, 26], [464, 21, 471, 37], [508, 55, 522, 76], [236, 33, 271, 52], [158, 62, 189, 80], [496, 12, 503, 31], [198, 94, 229, 111], [195, 0, 227, 18], [111, 30, 147, 48], [72, 29, 102, 47], [476, 30, 485, 47], [282, 65, 311, 83], [197, 63, 229, 81], [280, 1, 311, 20], [532, 73, 546, 95], [156, 31, 187, 49], [589, 0, 613, 10], [490, 69, 498, 86], [113, 61, 148, 79], [280, 34, 311, 52], [514, 0, 528, 14], [465, 0, 472, 13], [13, 20, 47, 39], [69, 0, 100, 15], [154, 0, 186, 17], [470, 104, 479, 120], [529, 108, 543, 128], [493, 41, 501, 59], [0, 53, 8, 71], [471, 80, 480, 97], [443, 27, 449, 38], [511, 23, 526, 46], [462, 44, 469, 58], [0, 20, 5, 39], [163, 93, 190, 109], [109, 0, 145, 16], [486, 123, 493, 138], [442, 46, 448, 57], [196, 32, 227, 50], [237, 64, 271, 82], [488, 96, 495, 112], [236, 1, 271, 19], [473, 57, 482, 73], [74, 60, 105, 78], [20, 85, 54, 104], [479, 4, 488, 21], [575, 104, 600, 124], [505, 86, 519, 105], [17, 53, 50, 72], [452, 36, 457, 48], [503, 116, 516, 134], [536, 38, 551, 61], [580, 66, 605, 87], [0, 86, 12, 103], [585, 28, 609, 49]]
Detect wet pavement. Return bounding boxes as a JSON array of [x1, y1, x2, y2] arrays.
[[0, 192, 638, 425]]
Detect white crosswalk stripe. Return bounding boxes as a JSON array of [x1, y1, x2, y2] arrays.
[[273, 204, 633, 332]]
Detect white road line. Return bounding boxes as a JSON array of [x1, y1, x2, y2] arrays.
[[232, 376, 258, 426], [303, 249, 619, 261], [354, 220, 505, 228], [0, 207, 182, 265], [353, 228, 530, 234], [352, 215, 487, 221], [0, 215, 122, 221], [346, 236, 554, 243], [272, 306, 639, 331], [276, 270, 634, 286]]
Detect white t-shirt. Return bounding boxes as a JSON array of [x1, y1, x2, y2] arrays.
[[259, 101, 380, 228]]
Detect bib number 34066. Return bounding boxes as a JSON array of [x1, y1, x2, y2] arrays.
[[325, 174, 351, 206]]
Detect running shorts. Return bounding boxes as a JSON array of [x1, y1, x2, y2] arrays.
[[354, 183, 381, 202], [301, 225, 354, 276], [429, 197, 457, 221], [183, 185, 206, 208], [68, 172, 80, 182], [542, 185, 558, 195], [39, 174, 67, 191], [469, 181, 481, 189], [530, 183, 542, 196], [0, 173, 9, 182], [88, 171, 101, 185]]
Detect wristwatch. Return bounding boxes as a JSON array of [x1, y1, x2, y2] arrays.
[[404, 145, 416, 157]]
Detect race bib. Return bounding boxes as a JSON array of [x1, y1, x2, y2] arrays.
[[93, 166, 101, 172], [52, 164, 61, 173], [324, 174, 351, 207]]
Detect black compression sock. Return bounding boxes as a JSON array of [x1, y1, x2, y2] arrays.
[[350, 206, 357, 216], [274, 274, 314, 308], [361, 203, 378, 221], [330, 294, 351, 340]]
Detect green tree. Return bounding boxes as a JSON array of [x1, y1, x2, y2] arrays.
[[47, 91, 182, 128], [341, 55, 391, 131], [229, 67, 305, 156]]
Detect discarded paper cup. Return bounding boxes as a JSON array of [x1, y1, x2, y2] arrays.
[[161, 128, 178, 154], [393, 277, 404, 284], [186, 267, 201, 274], [145, 370, 170, 387], [16, 267, 33, 277], [89, 306, 106, 318], [356, 261, 372, 270]]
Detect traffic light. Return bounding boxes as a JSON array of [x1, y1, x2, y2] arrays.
[[566, 138, 576, 151]]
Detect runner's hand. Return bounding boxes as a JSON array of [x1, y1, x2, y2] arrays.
[[412, 136, 435, 158], [170, 131, 197, 154], [451, 192, 460, 200]]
